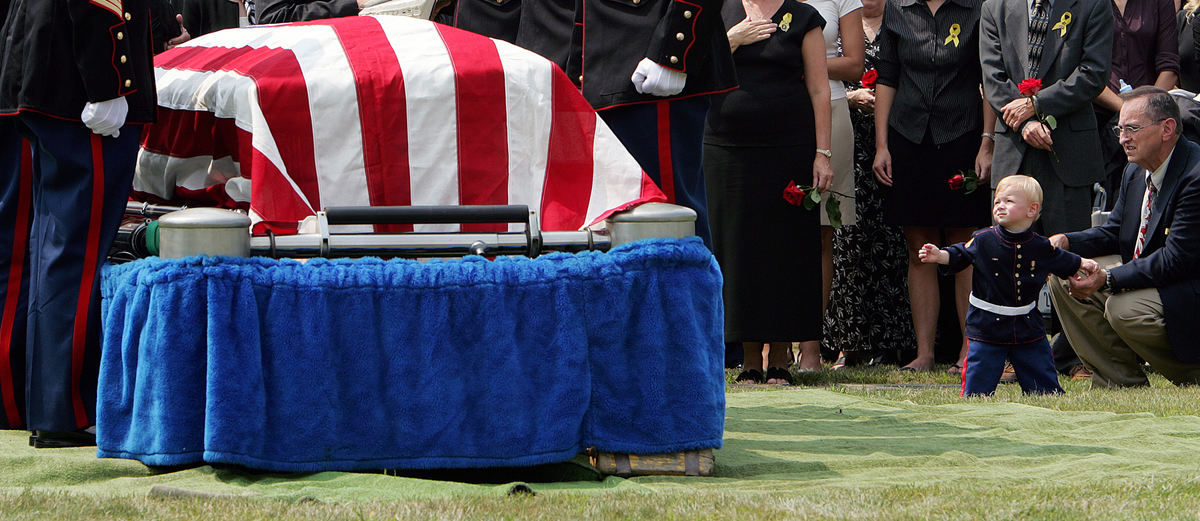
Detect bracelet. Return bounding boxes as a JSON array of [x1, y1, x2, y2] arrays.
[[981, 132, 995, 140]]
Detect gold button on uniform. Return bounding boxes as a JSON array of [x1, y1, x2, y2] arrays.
[[117, 31, 124, 40], [124, 79, 131, 87], [633, 0, 640, 4], [578, 75, 583, 83], [684, 10, 693, 18], [120, 55, 127, 63], [676, 32, 685, 40], [670, 56, 679, 64], [124, 12, 131, 20]]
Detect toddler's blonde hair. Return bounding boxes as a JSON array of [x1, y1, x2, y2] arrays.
[[995, 175, 1043, 218]]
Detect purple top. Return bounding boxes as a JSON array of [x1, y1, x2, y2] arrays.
[[1108, 0, 1180, 91]]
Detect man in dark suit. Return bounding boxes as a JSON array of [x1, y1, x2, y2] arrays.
[[980, 0, 1113, 235], [1048, 87, 1200, 388]]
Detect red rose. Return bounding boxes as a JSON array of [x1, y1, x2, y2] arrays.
[[947, 174, 965, 190], [783, 181, 807, 206], [861, 69, 878, 89], [1018, 78, 1043, 96]]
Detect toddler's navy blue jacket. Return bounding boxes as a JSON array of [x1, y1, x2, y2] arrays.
[[945, 226, 1082, 344]]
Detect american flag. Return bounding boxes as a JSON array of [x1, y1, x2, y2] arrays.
[[134, 15, 666, 234]]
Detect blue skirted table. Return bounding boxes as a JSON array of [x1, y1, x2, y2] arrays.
[[96, 238, 724, 472]]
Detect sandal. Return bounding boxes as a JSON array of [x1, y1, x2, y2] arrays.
[[947, 363, 964, 376], [735, 369, 765, 384], [764, 367, 793, 385]]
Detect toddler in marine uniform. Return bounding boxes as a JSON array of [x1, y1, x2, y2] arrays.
[[918, 175, 1098, 395]]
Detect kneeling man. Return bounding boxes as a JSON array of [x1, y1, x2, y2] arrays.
[[1048, 86, 1200, 388]]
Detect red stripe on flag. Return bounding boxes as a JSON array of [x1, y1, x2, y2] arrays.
[[330, 17, 413, 233], [0, 140, 33, 428], [540, 70, 596, 231], [249, 136, 320, 234], [142, 107, 240, 162], [655, 101, 675, 203], [71, 136, 108, 428], [437, 25, 509, 233], [155, 45, 321, 219]]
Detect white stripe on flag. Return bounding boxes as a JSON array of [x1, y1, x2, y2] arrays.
[[586, 118, 646, 228], [495, 40, 552, 233], [380, 17, 460, 232]]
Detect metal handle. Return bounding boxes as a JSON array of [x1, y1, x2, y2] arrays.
[[324, 205, 531, 225]]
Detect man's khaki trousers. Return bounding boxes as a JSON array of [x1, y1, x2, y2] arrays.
[[1049, 255, 1200, 387]]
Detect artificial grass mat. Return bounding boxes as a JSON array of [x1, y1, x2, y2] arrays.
[[4, 388, 1199, 501]]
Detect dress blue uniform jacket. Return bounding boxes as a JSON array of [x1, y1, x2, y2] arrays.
[[945, 225, 1082, 344], [0, 0, 157, 122]]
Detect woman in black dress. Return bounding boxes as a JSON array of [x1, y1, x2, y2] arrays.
[[871, 0, 995, 372], [706, 0, 833, 384], [824, 0, 916, 366]]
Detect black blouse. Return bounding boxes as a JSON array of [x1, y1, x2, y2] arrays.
[[875, 0, 984, 145], [705, 0, 826, 147]]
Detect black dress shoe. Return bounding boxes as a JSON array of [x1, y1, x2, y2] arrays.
[[29, 429, 96, 448]]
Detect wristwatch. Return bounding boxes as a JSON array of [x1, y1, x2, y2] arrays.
[[816, 148, 833, 158], [1102, 269, 1113, 292]]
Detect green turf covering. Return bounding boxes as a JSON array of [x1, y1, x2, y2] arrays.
[[4, 389, 1200, 501]]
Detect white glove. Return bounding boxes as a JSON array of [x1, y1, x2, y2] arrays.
[[631, 58, 687, 97], [80, 96, 129, 138]]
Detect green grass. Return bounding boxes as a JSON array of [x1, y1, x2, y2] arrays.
[[6, 365, 1200, 520]]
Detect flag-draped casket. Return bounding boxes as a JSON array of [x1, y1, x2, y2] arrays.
[[100, 15, 725, 473], [134, 15, 665, 233]]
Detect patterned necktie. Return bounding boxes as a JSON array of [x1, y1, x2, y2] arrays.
[[1027, 0, 1051, 78], [1133, 174, 1158, 259]]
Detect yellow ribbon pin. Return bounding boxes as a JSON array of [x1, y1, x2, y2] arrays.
[[780, 12, 792, 32], [944, 23, 961, 47], [1052, 12, 1071, 37]]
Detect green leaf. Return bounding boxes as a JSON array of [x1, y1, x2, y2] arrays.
[[964, 179, 978, 195], [825, 195, 843, 229], [803, 197, 816, 210], [1043, 114, 1057, 130], [810, 191, 822, 204]]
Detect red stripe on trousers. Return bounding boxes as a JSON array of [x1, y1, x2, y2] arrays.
[[437, 25, 509, 232], [540, 70, 596, 231], [0, 140, 33, 427], [655, 101, 675, 203], [70, 136, 107, 428], [154, 45, 320, 226], [330, 17, 412, 233]]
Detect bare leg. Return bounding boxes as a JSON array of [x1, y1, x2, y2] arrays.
[[743, 342, 766, 373], [946, 227, 977, 367], [796, 340, 823, 371], [903, 226, 940, 371], [766, 342, 794, 383]]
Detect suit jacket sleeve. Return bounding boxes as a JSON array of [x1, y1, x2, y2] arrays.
[[1110, 151, 1200, 290], [256, 0, 359, 23], [979, 0, 1017, 115], [69, 0, 139, 103], [1064, 164, 1130, 257], [1031, 0, 1111, 117], [645, 0, 721, 73]]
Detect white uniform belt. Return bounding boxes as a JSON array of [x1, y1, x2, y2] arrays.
[[969, 293, 1037, 316]]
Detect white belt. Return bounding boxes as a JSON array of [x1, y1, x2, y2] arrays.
[[969, 293, 1037, 316]]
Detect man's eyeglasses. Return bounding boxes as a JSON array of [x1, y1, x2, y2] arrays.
[[1111, 119, 1166, 137]]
